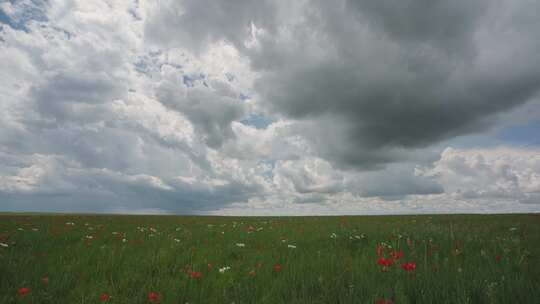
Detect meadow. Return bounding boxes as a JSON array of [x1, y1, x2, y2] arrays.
[[0, 213, 539, 304]]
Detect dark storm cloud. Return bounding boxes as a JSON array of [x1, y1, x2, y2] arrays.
[[144, 0, 277, 52], [147, 0, 540, 168], [253, 0, 540, 167]]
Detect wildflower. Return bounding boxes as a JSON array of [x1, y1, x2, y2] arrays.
[[288, 244, 297, 249], [32, 228, 38, 232], [496, 255, 502, 262], [390, 250, 404, 260], [41, 276, 49, 285], [375, 299, 394, 304], [100, 293, 111, 302], [236, 243, 245, 247], [219, 266, 231, 273], [148, 292, 161, 303], [174, 238, 180, 243], [330, 233, 338, 239], [190, 271, 203, 280], [248, 270, 256, 277], [273, 263, 283, 273], [122, 238, 128, 243], [0, 242, 8, 248], [377, 257, 394, 267], [401, 262, 417, 272], [18, 287, 31, 297]]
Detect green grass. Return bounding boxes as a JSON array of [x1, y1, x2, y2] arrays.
[[0, 214, 539, 303]]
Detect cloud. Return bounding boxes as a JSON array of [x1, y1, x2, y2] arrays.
[[145, 0, 540, 168], [143, 0, 277, 52], [0, 0, 539, 215], [156, 72, 245, 148], [418, 147, 540, 204]]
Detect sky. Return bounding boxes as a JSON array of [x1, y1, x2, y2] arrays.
[[0, 0, 539, 215]]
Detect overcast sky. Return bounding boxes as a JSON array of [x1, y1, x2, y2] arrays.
[[1, 0, 539, 215]]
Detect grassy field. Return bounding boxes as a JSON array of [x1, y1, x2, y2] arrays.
[[0, 213, 539, 304]]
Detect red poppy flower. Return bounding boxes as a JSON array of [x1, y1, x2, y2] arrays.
[[390, 250, 404, 260], [100, 293, 111, 302], [41, 276, 49, 285], [401, 262, 417, 271], [496, 255, 502, 262], [18, 287, 31, 297], [375, 298, 394, 304], [190, 271, 203, 280], [377, 257, 394, 267], [148, 292, 161, 303], [273, 263, 283, 272]]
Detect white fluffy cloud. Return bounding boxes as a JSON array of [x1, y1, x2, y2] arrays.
[[419, 147, 540, 204], [0, 0, 539, 214]]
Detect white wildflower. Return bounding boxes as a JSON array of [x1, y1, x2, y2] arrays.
[[0, 242, 8, 248], [219, 266, 231, 273], [288, 244, 297, 249], [236, 243, 245, 247], [330, 233, 338, 239]]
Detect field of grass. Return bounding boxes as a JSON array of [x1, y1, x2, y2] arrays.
[[0, 213, 539, 304]]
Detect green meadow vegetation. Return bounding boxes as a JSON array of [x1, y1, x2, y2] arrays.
[[0, 214, 539, 304]]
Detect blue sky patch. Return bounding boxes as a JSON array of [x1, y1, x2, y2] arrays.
[[239, 113, 273, 129]]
